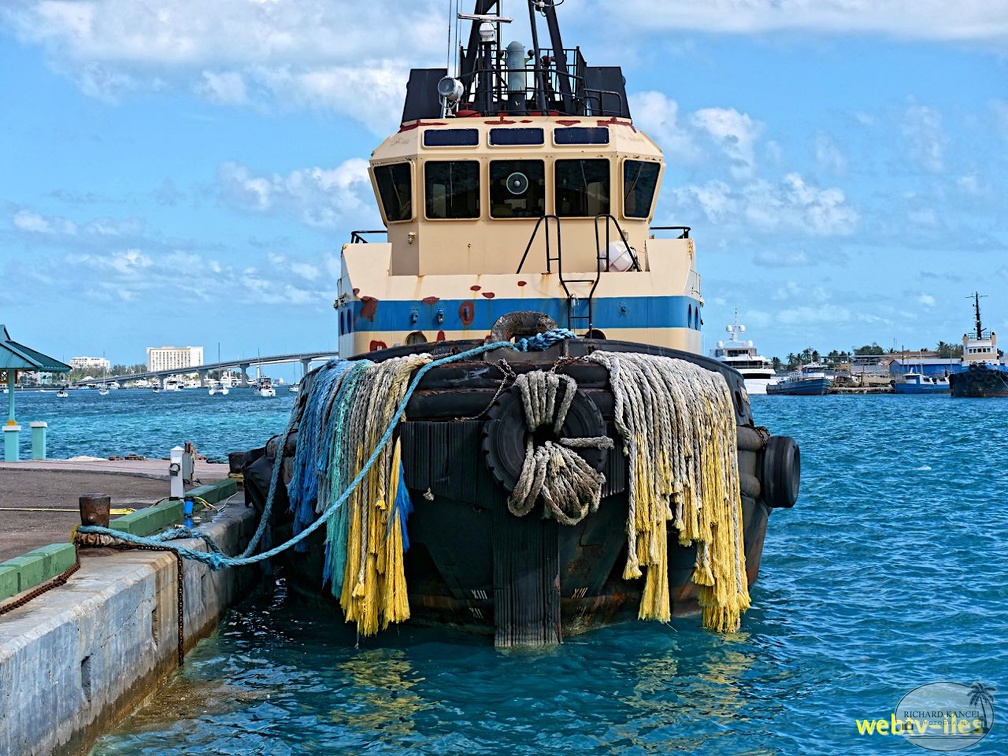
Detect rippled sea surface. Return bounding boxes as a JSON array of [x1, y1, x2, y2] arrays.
[[70, 392, 1008, 754]]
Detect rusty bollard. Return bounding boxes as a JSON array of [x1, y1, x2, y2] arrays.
[[79, 493, 111, 528]]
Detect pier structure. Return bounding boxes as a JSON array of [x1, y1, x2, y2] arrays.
[[70, 350, 339, 389]]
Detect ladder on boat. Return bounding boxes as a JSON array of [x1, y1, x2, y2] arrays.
[[516, 214, 640, 335]]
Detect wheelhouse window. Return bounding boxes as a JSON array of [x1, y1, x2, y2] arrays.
[[489, 160, 545, 218], [424, 161, 480, 219], [374, 163, 413, 222], [623, 160, 660, 218], [555, 159, 610, 217]]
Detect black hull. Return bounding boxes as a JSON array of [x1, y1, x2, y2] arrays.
[[949, 364, 1008, 398], [243, 337, 797, 645]]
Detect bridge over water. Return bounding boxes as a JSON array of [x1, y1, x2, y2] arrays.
[[73, 350, 341, 388]]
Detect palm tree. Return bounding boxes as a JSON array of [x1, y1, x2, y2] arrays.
[[969, 682, 996, 732]]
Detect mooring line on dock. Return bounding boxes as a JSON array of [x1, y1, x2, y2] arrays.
[[74, 338, 527, 573]]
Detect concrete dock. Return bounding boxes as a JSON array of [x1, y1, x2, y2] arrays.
[[0, 457, 234, 562], [0, 458, 261, 755]]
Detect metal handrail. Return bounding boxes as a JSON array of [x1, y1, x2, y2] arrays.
[[515, 214, 562, 274], [349, 230, 388, 243]]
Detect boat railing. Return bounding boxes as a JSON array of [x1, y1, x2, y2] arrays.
[[515, 214, 563, 275], [650, 225, 691, 239], [456, 44, 632, 118], [349, 230, 388, 244]]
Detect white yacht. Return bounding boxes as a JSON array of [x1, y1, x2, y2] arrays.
[[709, 312, 777, 394]]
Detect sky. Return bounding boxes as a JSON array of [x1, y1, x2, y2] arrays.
[[2, 0, 1007, 376]]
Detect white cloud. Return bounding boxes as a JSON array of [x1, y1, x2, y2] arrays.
[[594, 1, 1008, 42], [691, 108, 763, 179], [13, 209, 77, 235], [674, 173, 857, 235], [627, 91, 698, 164], [918, 294, 936, 307], [197, 70, 249, 105], [1, 0, 443, 131], [216, 158, 375, 229], [814, 134, 847, 175], [902, 102, 946, 173]]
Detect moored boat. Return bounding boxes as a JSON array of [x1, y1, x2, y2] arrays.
[[709, 312, 777, 394], [241, 0, 800, 647], [766, 364, 831, 395], [948, 293, 1008, 398], [893, 371, 950, 395]]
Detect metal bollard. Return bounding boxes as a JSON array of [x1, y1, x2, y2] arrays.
[[29, 421, 47, 460], [79, 493, 111, 528]]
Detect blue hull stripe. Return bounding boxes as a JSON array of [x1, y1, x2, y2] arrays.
[[343, 295, 702, 335]]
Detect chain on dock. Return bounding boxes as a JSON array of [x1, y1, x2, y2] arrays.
[[0, 547, 81, 617]]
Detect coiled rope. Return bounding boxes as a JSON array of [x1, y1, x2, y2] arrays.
[[507, 371, 614, 525]]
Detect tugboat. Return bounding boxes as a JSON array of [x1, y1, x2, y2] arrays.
[[949, 292, 1008, 398], [242, 0, 800, 646]]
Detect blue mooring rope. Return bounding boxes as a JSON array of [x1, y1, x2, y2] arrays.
[[76, 329, 577, 569]]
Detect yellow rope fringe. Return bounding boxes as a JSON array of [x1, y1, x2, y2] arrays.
[[590, 352, 750, 633], [339, 355, 429, 636]]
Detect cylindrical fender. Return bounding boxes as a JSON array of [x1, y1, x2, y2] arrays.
[[761, 435, 800, 508], [488, 311, 558, 343], [481, 382, 607, 492]]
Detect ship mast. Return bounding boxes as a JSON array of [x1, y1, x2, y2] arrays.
[[972, 291, 986, 340]]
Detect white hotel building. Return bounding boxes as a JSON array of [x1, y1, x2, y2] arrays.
[[70, 356, 111, 373], [147, 346, 204, 372]]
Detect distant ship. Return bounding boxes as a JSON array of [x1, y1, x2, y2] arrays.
[[709, 312, 776, 394], [948, 292, 1008, 398], [766, 364, 831, 396]]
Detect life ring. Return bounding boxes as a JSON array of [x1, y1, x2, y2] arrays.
[[761, 435, 800, 508], [488, 311, 558, 343], [481, 377, 607, 492]]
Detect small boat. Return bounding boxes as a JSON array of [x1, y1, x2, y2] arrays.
[[893, 371, 950, 395], [163, 377, 183, 392], [709, 312, 777, 395], [766, 365, 831, 396], [56, 388, 69, 398], [98, 383, 110, 396], [208, 379, 230, 396], [288, 383, 300, 394], [241, 0, 800, 647], [151, 387, 160, 394], [255, 377, 276, 398], [948, 293, 1008, 398]]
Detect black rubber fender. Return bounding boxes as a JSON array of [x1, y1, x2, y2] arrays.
[[481, 383, 608, 492], [761, 435, 800, 508], [488, 311, 558, 343]]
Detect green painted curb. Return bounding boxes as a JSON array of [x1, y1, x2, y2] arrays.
[[0, 479, 240, 600], [111, 498, 184, 537], [0, 563, 20, 598], [188, 478, 238, 505], [110, 479, 239, 537], [0, 543, 77, 602]]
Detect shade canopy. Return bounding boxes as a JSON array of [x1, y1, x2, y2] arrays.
[[1, 324, 71, 374], [2, 324, 71, 426]]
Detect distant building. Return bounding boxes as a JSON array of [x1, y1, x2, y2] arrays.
[[147, 346, 204, 372], [70, 356, 111, 372]]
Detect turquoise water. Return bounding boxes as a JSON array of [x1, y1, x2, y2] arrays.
[[5, 387, 295, 463], [73, 393, 1007, 754]]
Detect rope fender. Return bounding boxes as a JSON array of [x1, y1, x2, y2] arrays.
[[503, 371, 614, 525]]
